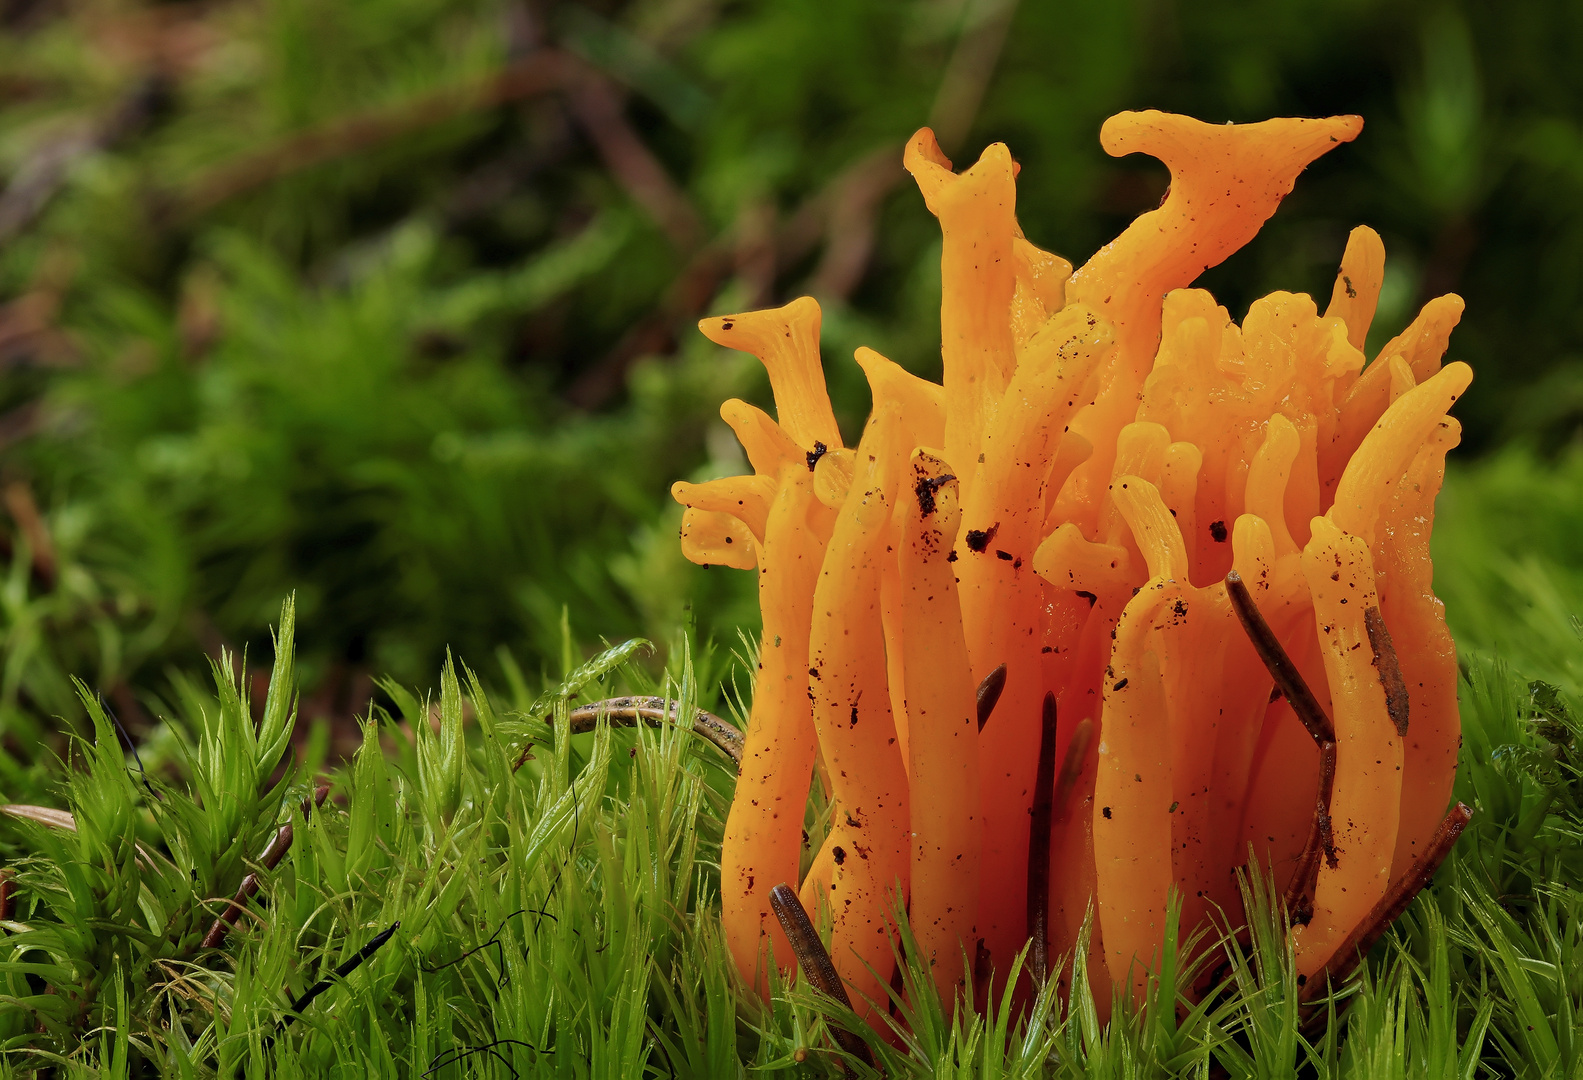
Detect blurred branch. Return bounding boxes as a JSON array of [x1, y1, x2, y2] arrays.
[[438, 134, 571, 226], [805, 146, 904, 301], [0, 404, 40, 454], [180, 54, 581, 215], [731, 197, 776, 307], [566, 74, 702, 248], [803, 0, 1019, 299], [2, 478, 55, 585], [0, 128, 94, 243], [129, 18, 1021, 421], [564, 240, 731, 408], [0, 245, 79, 369], [927, 0, 1021, 155], [0, 291, 74, 370], [174, 19, 1023, 412], [0, 74, 168, 244], [181, 46, 707, 253], [566, 133, 933, 409]]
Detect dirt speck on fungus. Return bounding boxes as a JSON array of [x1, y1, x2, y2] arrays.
[[914, 470, 954, 516], [965, 523, 999, 552]]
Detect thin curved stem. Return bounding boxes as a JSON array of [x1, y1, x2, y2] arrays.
[[513, 697, 743, 773]]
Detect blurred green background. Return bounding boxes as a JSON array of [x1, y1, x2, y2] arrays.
[[1, 0, 1580, 766]]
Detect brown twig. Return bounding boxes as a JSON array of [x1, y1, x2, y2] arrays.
[[200, 785, 331, 950], [1364, 606, 1410, 737], [768, 882, 876, 1072], [2, 479, 56, 585], [976, 663, 1007, 732], [0, 868, 13, 923], [1299, 802, 1472, 1009], [512, 696, 743, 773], [1226, 571, 1332, 742], [1283, 737, 1338, 925], [1225, 571, 1338, 922], [1026, 692, 1058, 986]]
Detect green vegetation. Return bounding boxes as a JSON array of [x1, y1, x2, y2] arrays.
[[1437, 449, 1583, 696], [0, 596, 1580, 1075], [2, 0, 1583, 1073]]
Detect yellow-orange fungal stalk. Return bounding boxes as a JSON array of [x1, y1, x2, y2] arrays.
[[1208, 520, 1283, 904], [957, 304, 1111, 968], [678, 506, 757, 569], [904, 133, 1018, 493], [1246, 415, 1302, 557], [858, 345, 949, 776], [1012, 238, 1073, 354], [708, 463, 830, 992], [1379, 418, 1462, 877], [678, 317, 840, 997], [721, 398, 805, 475], [1061, 114, 1362, 538], [1325, 226, 1387, 355], [677, 110, 1469, 1017], [1322, 296, 1463, 496], [1094, 585, 1179, 1000], [804, 403, 912, 1020], [899, 449, 980, 1004], [1294, 516, 1401, 976], [699, 298, 840, 453]]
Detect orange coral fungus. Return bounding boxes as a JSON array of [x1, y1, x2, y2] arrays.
[[672, 111, 1470, 1015]]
